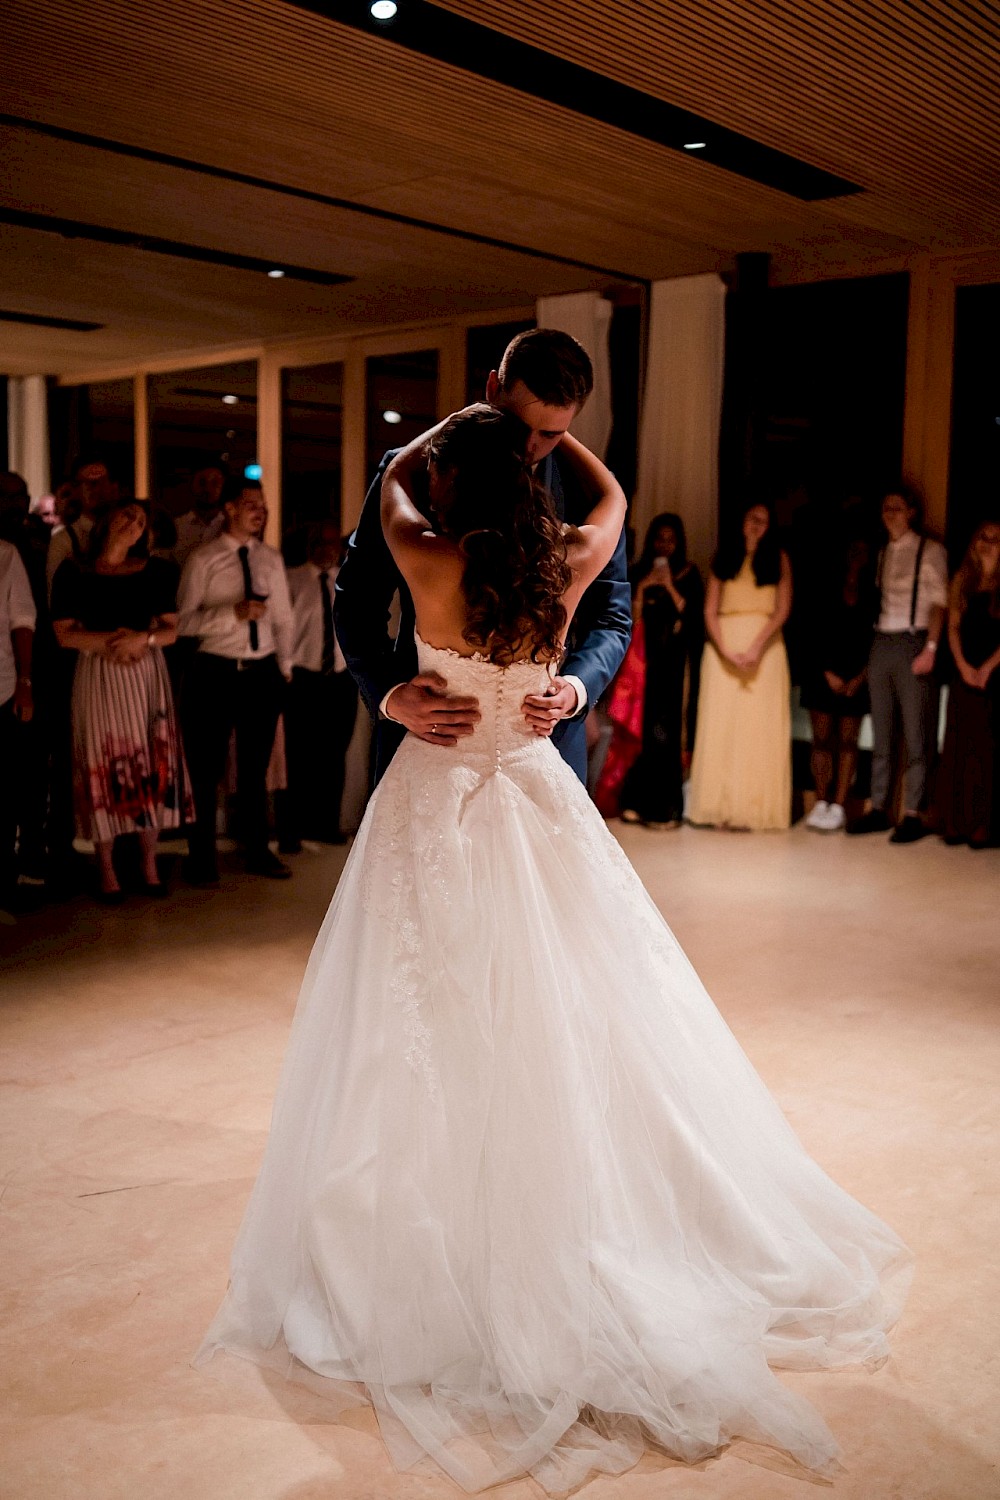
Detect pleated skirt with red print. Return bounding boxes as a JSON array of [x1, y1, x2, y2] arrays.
[[71, 649, 193, 842]]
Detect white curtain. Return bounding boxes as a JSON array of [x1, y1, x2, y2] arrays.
[[636, 274, 726, 573], [535, 291, 613, 460], [6, 376, 51, 500]]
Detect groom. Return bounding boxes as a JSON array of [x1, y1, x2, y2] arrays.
[[334, 328, 632, 783]]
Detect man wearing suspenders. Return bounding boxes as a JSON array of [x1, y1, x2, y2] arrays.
[[848, 489, 948, 843]]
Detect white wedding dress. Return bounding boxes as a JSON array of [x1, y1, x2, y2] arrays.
[[198, 634, 910, 1494]]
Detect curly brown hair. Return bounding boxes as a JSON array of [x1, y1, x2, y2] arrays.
[[428, 406, 572, 666]]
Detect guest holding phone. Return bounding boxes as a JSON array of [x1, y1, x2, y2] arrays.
[[937, 519, 1000, 847], [177, 479, 293, 884], [597, 513, 703, 827]]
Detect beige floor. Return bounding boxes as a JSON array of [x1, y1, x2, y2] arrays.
[[2, 825, 998, 1500]]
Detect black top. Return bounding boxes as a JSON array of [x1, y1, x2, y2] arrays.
[[51, 556, 180, 632], [958, 591, 1000, 674]]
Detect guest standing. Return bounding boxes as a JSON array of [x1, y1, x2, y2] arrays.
[[277, 521, 358, 852], [177, 479, 293, 884], [802, 539, 876, 832], [171, 463, 227, 568], [50, 502, 190, 901], [937, 519, 1000, 847], [848, 489, 948, 843], [687, 501, 792, 831], [0, 539, 36, 908], [596, 513, 703, 827]]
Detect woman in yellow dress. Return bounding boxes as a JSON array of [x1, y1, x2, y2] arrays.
[[688, 501, 792, 830]]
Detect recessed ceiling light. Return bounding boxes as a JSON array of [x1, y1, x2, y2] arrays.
[[683, 141, 707, 151], [267, 268, 285, 279], [222, 394, 239, 405], [370, 1, 398, 19], [382, 409, 402, 424]]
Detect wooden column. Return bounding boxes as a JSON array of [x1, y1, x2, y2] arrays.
[[257, 356, 282, 547], [340, 349, 368, 533], [901, 255, 955, 535], [133, 373, 149, 500]]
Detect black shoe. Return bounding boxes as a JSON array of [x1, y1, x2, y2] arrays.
[[183, 856, 220, 887], [244, 850, 293, 880], [277, 839, 303, 856], [890, 815, 930, 844], [846, 808, 892, 835], [141, 880, 170, 898], [96, 887, 126, 907]]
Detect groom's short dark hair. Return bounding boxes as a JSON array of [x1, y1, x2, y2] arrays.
[[498, 329, 593, 409]]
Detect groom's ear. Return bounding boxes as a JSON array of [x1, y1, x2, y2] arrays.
[[484, 370, 501, 404]]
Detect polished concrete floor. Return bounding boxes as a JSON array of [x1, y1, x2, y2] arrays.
[[2, 824, 998, 1500]]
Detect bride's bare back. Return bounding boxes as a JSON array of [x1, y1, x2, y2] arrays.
[[381, 428, 626, 663]]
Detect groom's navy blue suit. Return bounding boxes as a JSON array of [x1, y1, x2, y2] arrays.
[[334, 447, 632, 785]]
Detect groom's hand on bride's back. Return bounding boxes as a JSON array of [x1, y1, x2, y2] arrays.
[[384, 672, 481, 746]]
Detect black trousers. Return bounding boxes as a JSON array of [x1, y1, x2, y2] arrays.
[[277, 666, 358, 843], [0, 694, 28, 891], [182, 653, 285, 868]]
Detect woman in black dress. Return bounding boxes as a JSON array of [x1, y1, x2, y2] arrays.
[[597, 513, 704, 828], [938, 519, 1000, 847], [51, 500, 191, 900], [802, 538, 876, 833]]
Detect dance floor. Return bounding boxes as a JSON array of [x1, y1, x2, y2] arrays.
[[2, 825, 997, 1500]]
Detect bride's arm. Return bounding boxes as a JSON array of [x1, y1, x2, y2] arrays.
[[557, 432, 628, 582]]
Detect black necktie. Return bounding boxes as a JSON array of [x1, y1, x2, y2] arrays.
[[238, 545, 258, 652], [320, 570, 336, 675]]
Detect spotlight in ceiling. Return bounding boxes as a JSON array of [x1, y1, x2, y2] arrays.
[[222, 394, 239, 405], [267, 268, 286, 279], [370, 1, 398, 19], [382, 409, 402, 425], [683, 141, 707, 151]]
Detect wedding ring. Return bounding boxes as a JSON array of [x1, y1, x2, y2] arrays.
[[431, 725, 438, 735]]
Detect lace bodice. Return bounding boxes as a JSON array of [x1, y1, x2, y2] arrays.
[[415, 631, 557, 764]]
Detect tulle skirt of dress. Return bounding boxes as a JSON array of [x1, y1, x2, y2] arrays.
[[196, 729, 909, 1494]]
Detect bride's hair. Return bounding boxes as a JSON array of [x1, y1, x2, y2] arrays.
[[428, 405, 572, 667]]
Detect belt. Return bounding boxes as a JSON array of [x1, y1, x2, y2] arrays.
[[200, 652, 277, 671]]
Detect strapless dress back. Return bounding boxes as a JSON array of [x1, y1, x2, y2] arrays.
[[197, 630, 910, 1494]]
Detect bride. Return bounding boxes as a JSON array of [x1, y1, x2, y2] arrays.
[[197, 406, 910, 1494]]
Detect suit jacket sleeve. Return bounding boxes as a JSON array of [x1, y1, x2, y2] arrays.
[[560, 525, 633, 713], [333, 451, 407, 719], [549, 450, 631, 711]]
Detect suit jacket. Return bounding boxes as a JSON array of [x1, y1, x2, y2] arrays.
[[334, 447, 632, 783]]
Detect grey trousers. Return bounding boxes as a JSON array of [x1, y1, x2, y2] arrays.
[[868, 631, 936, 814]]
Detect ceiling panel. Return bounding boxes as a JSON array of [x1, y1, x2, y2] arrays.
[[0, 0, 997, 375]]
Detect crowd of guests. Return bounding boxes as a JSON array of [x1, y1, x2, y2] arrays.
[[2, 450, 998, 915], [0, 456, 357, 910], [595, 490, 1000, 848]]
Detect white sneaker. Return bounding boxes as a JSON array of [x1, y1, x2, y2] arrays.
[[806, 799, 829, 830], [822, 803, 846, 832]]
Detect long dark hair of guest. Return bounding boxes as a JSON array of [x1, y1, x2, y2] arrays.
[[428, 405, 572, 666], [711, 500, 781, 586], [630, 511, 689, 584], [84, 498, 150, 566]]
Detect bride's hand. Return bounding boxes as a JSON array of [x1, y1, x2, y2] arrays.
[[385, 673, 481, 746], [522, 679, 579, 736]]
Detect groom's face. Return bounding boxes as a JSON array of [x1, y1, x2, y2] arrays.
[[486, 374, 578, 468]]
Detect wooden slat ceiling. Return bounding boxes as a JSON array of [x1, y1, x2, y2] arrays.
[[1, 0, 997, 375]]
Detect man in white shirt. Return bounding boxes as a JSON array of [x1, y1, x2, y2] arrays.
[[177, 479, 293, 883], [0, 539, 36, 905], [171, 463, 227, 568], [848, 489, 948, 843], [276, 521, 358, 852]]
